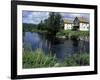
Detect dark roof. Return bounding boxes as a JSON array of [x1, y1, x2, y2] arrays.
[[77, 17, 89, 23], [64, 17, 89, 24]]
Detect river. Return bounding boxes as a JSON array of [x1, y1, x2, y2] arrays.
[[23, 32, 89, 61]]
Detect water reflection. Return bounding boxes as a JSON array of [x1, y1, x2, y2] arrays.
[[23, 32, 89, 61]]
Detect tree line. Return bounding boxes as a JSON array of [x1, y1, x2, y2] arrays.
[[23, 12, 64, 36]]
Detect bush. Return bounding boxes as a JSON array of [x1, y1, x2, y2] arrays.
[[56, 30, 71, 38], [56, 31, 65, 37], [23, 48, 89, 68], [63, 53, 89, 66], [56, 30, 89, 39], [79, 31, 89, 37], [23, 48, 57, 68]]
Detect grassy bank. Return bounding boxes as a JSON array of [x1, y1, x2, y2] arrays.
[[62, 53, 89, 66], [23, 48, 89, 68], [23, 48, 57, 68], [31, 29, 47, 33], [56, 30, 89, 39]]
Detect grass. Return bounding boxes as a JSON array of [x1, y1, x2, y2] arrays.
[[63, 53, 89, 66], [23, 48, 89, 68], [31, 29, 47, 33], [23, 48, 57, 68], [56, 30, 89, 39]]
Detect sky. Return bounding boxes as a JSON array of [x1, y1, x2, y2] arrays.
[[22, 10, 90, 24]]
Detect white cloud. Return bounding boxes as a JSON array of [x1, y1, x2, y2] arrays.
[[22, 11, 90, 24], [22, 11, 49, 24], [60, 12, 90, 21]]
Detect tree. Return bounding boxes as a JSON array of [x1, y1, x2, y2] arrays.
[[47, 12, 64, 36], [37, 20, 44, 30], [23, 23, 37, 32]]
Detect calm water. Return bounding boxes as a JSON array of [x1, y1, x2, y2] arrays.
[[23, 32, 89, 61]]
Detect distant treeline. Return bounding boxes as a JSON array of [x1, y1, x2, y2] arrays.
[[23, 23, 38, 32], [23, 12, 64, 36]]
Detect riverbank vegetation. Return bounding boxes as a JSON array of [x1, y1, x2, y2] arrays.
[[23, 48, 89, 68], [23, 12, 89, 39], [23, 12, 90, 68], [56, 30, 89, 39], [23, 12, 64, 36], [23, 48, 57, 68]]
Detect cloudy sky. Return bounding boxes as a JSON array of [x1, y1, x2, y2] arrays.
[[22, 10, 90, 24]]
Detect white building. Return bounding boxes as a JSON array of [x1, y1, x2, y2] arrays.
[[79, 23, 89, 31], [64, 20, 74, 30], [64, 17, 89, 31], [73, 17, 89, 31]]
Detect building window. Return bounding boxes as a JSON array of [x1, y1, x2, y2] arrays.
[[87, 27, 89, 29]]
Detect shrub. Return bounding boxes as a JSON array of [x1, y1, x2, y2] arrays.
[[63, 53, 89, 66], [56, 30, 89, 39], [23, 48, 57, 68], [23, 48, 89, 68], [79, 31, 89, 37]]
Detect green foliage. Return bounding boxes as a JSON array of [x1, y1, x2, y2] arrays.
[[56, 30, 70, 37], [37, 20, 48, 31], [63, 53, 89, 66], [23, 43, 32, 52], [56, 30, 89, 39], [23, 12, 64, 37], [69, 31, 79, 39], [31, 29, 47, 33], [46, 12, 64, 35], [56, 31, 65, 37], [79, 31, 89, 37], [23, 23, 37, 32], [23, 48, 57, 68], [23, 48, 89, 68]]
